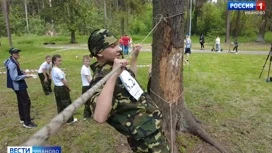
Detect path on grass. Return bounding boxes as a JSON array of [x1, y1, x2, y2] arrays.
[[44, 43, 270, 55]]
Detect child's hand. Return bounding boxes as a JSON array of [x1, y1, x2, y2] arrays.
[[112, 59, 128, 77], [132, 44, 142, 57]]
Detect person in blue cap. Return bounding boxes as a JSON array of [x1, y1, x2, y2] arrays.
[[4, 48, 37, 128]]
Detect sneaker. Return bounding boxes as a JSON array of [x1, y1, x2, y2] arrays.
[[235, 52, 238, 54], [23, 123, 37, 129], [67, 118, 78, 125]]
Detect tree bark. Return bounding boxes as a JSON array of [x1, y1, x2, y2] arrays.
[[103, 0, 107, 29], [126, 4, 129, 34], [234, 11, 241, 38], [225, 10, 230, 43], [256, 19, 267, 42], [121, 16, 125, 35], [192, 0, 207, 35], [24, 0, 29, 33], [3, 0, 13, 47], [256, 0, 272, 42], [49, 0, 55, 36], [70, 30, 76, 44], [68, 2, 76, 44], [152, 0, 185, 152], [119, 0, 125, 35], [151, 0, 228, 152]]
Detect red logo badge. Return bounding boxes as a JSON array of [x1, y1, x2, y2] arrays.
[[256, 1, 266, 11]]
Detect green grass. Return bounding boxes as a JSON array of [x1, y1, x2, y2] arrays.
[[181, 53, 272, 152], [0, 36, 272, 152]]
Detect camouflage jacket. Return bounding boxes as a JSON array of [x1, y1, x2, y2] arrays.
[[89, 62, 163, 139]]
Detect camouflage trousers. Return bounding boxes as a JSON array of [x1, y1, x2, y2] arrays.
[[54, 86, 74, 123], [38, 73, 52, 95], [82, 86, 92, 118], [127, 129, 170, 153]]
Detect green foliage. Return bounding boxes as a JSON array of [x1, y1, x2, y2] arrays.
[[0, 5, 5, 37], [77, 0, 104, 35], [1, 0, 270, 43], [28, 16, 46, 35], [129, 4, 152, 35], [9, 5, 26, 36], [197, 3, 225, 36], [239, 14, 261, 37]]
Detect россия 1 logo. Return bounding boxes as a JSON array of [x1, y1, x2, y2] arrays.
[[228, 0, 266, 11]]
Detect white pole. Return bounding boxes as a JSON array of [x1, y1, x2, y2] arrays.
[[189, 0, 192, 36]]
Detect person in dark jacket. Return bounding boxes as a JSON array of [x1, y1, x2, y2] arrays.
[[4, 48, 37, 128], [233, 39, 239, 54], [199, 34, 205, 50]]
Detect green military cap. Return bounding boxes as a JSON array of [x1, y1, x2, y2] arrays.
[[88, 29, 117, 57]]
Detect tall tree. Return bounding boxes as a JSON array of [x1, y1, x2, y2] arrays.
[[2, 0, 13, 47], [192, 0, 207, 35], [234, 11, 241, 38], [118, 0, 149, 35], [256, 18, 267, 42], [225, 10, 230, 43], [103, 0, 107, 29], [152, 0, 227, 152], [48, 0, 55, 36], [51, 0, 84, 43], [24, 0, 29, 33], [224, 0, 230, 43], [256, 0, 272, 42]]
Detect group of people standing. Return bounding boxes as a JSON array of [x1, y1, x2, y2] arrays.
[[5, 50, 93, 128], [184, 34, 239, 57]]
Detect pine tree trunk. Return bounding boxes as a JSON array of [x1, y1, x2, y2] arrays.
[[70, 30, 76, 44], [256, 0, 272, 42], [225, 10, 230, 43], [24, 0, 29, 33], [121, 16, 125, 35], [256, 18, 267, 42], [103, 0, 107, 29], [151, 0, 185, 152], [234, 11, 241, 38], [49, 0, 55, 36], [126, 4, 129, 34], [151, 0, 228, 152], [3, 0, 13, 47], [119, 0, 125, 35]]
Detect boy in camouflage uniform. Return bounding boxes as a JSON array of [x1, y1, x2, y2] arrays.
[[88, 29, 169, 153]]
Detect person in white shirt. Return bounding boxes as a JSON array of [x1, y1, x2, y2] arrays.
[[38, 55, 52, 95], [215, 36, 220, 52], [184, 35, 192, 65], [81, 55, 92, 119], [51, 54, 77, 124]]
